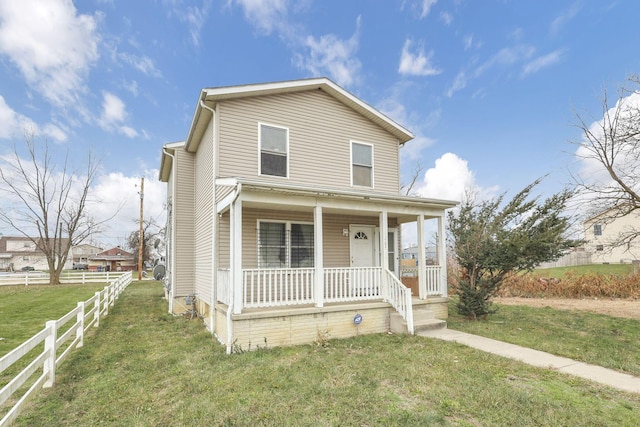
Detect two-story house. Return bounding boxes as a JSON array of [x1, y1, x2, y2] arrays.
[[159, 78, 458, 352], [584, 208, 640, 264], [0, 235, 74, 271]]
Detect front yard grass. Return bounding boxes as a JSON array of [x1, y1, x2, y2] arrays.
[[13, 282, 640, 426], [447, 298, 640, 376], [0, 283, 108, 356]]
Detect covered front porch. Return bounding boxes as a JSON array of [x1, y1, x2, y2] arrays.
[[210, 178, 456, 351]]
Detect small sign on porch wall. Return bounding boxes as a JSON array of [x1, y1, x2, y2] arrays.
[[353, 313, 363, 325]]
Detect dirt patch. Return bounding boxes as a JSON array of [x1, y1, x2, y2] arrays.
[[494, 297, 640, 320]]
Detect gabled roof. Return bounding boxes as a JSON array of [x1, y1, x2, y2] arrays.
[[185, 77, 414, 154], [159, 141, 185, 182], [89, 246, 135, 261]]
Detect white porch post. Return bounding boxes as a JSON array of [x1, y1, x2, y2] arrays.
[[437, 214, 447, 297], [417, 215, 426, 299], [314, 205, 324, 308], [231, 198, 243, 314], [379, 211, 389, 300]]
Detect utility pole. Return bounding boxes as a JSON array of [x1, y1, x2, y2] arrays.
[[138, 177, 144, 280]]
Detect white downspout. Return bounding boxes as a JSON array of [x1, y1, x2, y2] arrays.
[[162, 147, 176, 314], [199, 100, 217, 333]]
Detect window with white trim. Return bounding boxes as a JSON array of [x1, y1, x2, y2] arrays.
[[593, 224, 602, 236], [258, 221, 314, 268], [259, 124, 288, 177], [351, 141, 373, 187]]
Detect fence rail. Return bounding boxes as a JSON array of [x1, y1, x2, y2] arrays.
[[0, 271, 128, 287], [0, 271, 132, 426]]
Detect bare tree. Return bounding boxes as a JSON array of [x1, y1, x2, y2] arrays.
[[126, 218, 164, 268], [0, 134, 102, 285], [571, 75, 640, 250], [401, 161, 423, 196]]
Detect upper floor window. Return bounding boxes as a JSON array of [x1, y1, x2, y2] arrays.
[[593, 224, 602, 236], [351, 141, 373, 187], [259, 123, 288, 177]]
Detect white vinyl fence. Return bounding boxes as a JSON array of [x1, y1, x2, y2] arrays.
[[0, 271, 133, 426], [0, 271, 129, 287]]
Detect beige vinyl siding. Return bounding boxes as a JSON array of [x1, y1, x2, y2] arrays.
[[173, 149, 195, 297], [194, 118, 214, 303], [217, 90, 400, 194], [241, 208, 397, 268]]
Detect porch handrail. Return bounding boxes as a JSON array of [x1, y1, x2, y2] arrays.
[[383, 268, 414, 334]]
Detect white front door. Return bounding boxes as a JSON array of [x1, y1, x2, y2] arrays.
[[350, 225, 375, 267]]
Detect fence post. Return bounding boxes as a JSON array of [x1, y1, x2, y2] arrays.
[[103, 286, 109, 316], [25, 271, 29, 286], [43, 320, 57, 388], [94, 291, 101, 327], [76, 302, 85, 348]]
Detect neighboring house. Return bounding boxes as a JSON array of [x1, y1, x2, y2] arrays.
[[88, 247, 137, 272], [584, 208, 640, 264], [159, 78, 458, 352], [71, 243, 103, 268], [0, 236, 73, 271], [401, 245, 437, 267]]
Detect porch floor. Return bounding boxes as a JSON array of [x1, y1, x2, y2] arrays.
[[219, 296, 449, 321]]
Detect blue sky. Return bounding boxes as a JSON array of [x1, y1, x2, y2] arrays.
[[1, 0, 639, 246]]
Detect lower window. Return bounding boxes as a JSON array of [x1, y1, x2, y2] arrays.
[[258, 221, 314, 268]]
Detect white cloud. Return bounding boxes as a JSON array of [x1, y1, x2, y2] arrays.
[[398, 40, 442, 77], [402, 0, 438, 19], [522, 49, 564, 76], [118, 52, 162, 78], [0, 96, 67, 142], [550, 2, 582, 35], [230, 0, 290, 35], [474, 45, 536, 77], [416, 153, 476, 202], [296, 17, 362, 87], [446, 71, 467, 98], [0, 0, 100, 107], [439, 11, 452, 25], [85, 170, 166, 247], [171, 0, 212, 46], [575, 91, 640, 192], [98, 92, 138, 138]]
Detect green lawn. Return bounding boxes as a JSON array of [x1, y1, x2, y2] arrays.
[[0, 283, 108, 356], [447, 298, 640, 376], [535, 264, 633, 277], [9, 282, 640, 426]]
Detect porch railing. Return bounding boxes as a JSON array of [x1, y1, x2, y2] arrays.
[[400, 265, 444, 296], [217, 265, 443, 310], [324, 267, 382, 303], [384, 268, 414, 334], [242, 268, 315, 308], [216, 268, 230, 305]]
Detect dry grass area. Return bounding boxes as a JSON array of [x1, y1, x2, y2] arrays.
[[498, 271, 640, 299], [494, 297, 640, 319]]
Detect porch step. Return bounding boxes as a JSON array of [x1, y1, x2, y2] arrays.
[[390, 309, 446, 335]]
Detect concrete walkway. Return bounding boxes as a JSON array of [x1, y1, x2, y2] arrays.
[[418, 328, 640, 394]]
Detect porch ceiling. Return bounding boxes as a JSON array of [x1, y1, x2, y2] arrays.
[[221, 178, 458, 219]]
